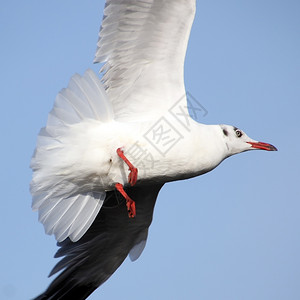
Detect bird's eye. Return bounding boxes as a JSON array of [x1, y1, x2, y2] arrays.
[[235, 129, 243, 138]]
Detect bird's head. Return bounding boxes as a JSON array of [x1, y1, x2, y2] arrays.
[[220, 125, 277, 156]]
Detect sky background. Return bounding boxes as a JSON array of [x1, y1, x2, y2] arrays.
[[1, 1, 300, 299]]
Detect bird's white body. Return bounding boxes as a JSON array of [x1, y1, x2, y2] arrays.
[[31, 74, 227, 197], [30, 69, 233, 242], [34, 118, 227, 192]]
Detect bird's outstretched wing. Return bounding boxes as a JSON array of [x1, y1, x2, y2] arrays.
[[94, 0, 196, 121], [33, 183, 163, 300]]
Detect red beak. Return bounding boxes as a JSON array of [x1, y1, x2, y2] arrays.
[[247, 142, 277, 151]]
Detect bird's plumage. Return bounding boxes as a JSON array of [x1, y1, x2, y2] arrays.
[[31, 70, 113, 242], [31, 0, 277, 299], [94, 0, 196, 121]]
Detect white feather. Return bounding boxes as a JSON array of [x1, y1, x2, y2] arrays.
[[68, 192, 104, 242], [31, 70, 114, 242], [94, 0, 196, 121]]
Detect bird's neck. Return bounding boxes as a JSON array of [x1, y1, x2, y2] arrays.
[[187, 123, 228, 177]]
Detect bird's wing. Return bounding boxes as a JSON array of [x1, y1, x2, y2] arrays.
[[33, 184, 163, 300], [94, 0, 196, 121]]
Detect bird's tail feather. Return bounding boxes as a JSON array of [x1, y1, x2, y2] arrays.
[[48, 69, 114, 127], [30, 69, 113, 243]]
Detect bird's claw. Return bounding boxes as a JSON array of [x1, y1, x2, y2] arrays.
[[128, 166, 138, 186], [115, 183, 136, 218], [126, 198, 136, 218]]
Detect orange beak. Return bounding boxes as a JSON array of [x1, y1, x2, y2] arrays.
[[247, 142, 277, 151]]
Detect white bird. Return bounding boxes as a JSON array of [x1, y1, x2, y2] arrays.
[[31, 1, 277, 299]]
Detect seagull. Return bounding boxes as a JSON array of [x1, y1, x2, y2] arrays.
[[31, 1, 277, 299]]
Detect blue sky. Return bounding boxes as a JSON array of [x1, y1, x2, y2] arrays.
[[1, 1, 300, 299]]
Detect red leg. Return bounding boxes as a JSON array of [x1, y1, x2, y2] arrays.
[[115, 183, 136, 218], [116, 148, 138, 186]]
